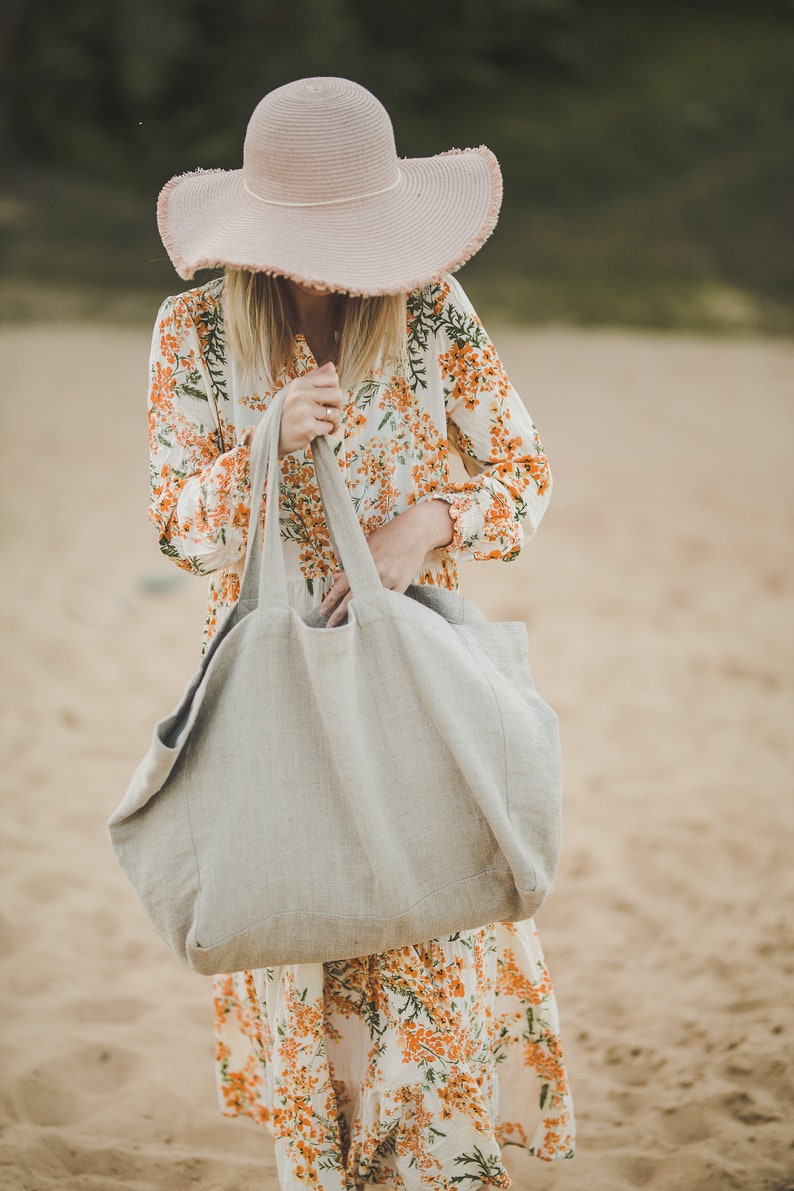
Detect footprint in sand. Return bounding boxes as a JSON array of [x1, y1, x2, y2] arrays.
[[10, 1045, 140, 1126]]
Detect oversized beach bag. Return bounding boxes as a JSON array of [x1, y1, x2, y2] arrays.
[[108, 389, 563, 974]]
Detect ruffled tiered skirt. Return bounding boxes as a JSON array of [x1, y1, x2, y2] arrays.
[[213, 920, 574, 1189]]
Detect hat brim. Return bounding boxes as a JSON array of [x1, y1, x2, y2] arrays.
[[157, 148, 502, 296]]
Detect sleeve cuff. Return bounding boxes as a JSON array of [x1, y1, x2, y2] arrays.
[[435, 490, 485, 553]]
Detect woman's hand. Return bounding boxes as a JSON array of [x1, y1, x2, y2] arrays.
[[240, 362, 344, 457], [280, 361, 344, 456], [320, 500, 454, 627]]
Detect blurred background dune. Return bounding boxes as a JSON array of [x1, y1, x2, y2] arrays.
[[1, 0, 793, 331]]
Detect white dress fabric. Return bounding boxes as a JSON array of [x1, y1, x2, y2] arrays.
[[147, 272, 575, 1188]]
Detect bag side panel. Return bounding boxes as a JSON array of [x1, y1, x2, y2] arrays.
[[451, 619, 563, 906], [109, 750, 200, 966]]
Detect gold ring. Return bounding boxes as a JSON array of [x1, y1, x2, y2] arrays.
[[325, 405, 331, 420]]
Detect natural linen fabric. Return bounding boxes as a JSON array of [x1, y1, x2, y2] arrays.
[[111, 398, 563, 973], [147, 273, 575, 1184]]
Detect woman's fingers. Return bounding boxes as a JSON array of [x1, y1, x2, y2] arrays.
[[302, 363, 344, 429], [313, 393, 341, 430], [292, 364, 343, 403], [325, 590, 352, 629], [310, 368, 343, 427], [281, 364, 344, 454], [312, 362, 340, 380], [320, 574, 350, 619], [307, 362, 343, 398]]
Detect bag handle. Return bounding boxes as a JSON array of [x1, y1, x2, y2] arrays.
[[237, 388, 287, 609], [238, 391, 382, 611], [309, 434, 383, 595]]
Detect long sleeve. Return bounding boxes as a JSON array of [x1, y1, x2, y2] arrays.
[[148, 294, 254, 575], [429, 277, 552, 563]]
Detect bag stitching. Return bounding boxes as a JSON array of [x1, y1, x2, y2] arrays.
[[192, 865, 515, 951]]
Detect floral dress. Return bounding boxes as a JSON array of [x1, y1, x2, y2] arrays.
[[148, 273, 575, 1188]]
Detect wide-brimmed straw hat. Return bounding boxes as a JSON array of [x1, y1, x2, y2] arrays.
[[157, 76, 502, 296]]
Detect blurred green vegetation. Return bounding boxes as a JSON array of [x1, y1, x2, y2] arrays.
[[0, 0, 792, 331]]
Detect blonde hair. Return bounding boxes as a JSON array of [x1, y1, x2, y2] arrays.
[[223, 269, 406, 390]]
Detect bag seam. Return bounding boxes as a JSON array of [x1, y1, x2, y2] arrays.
[[192, 865, 515, 951]]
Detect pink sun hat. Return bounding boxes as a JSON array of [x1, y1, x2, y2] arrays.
[[157, 76, 503, 296]]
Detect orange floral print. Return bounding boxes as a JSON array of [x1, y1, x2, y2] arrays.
[[210, 926, 573, 1188], [148, 273, 574, 1184], [148, 273, 552, 646]]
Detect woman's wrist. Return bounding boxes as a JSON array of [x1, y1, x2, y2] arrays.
[[414, 498, 454, 550]]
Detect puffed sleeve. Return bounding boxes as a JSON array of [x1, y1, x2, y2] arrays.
[[147, 293, 254, 575], [433, 276, 551, 562]]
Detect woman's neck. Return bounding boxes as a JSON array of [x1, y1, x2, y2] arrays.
[[287, 283, 334, 322], [282, 279, 342, 366]]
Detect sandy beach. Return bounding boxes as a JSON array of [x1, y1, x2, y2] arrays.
[[1, 321, 792, 1191]]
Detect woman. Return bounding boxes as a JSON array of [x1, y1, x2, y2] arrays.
[[150, 77, 574, 1189]]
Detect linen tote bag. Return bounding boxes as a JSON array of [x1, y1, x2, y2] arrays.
[[109, 389, 563, 975]]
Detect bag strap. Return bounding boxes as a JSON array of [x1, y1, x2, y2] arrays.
[[309, 435, 382, 595], [238, 391, 382, 611], [237, 387, 288, 609]]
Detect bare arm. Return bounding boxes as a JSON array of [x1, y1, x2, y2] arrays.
[[319, 500, 453, 628]]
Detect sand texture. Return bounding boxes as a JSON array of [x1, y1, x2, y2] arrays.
[[1, 323, 792, 1191]]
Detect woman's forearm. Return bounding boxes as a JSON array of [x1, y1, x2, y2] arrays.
[[413, 498, 455, 551]]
